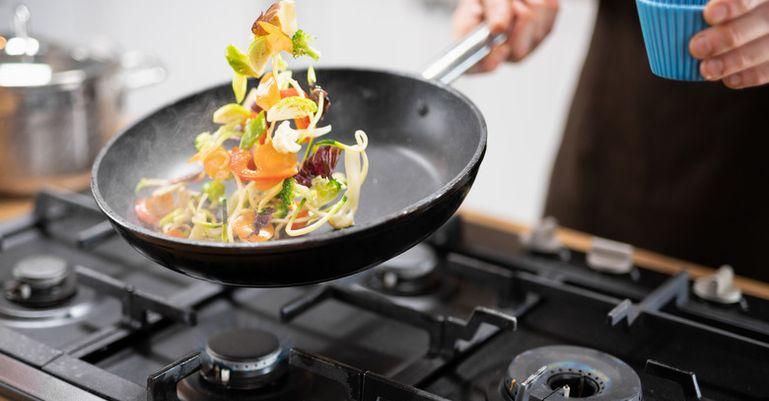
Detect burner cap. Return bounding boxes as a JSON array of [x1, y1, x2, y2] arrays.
[[501, 345, 641, 401], [13, 256, 69, 286], [366, 244, 442, 296], [200, 328, 287, 390], [4, 255, 76, 307], [207, 328, 280, 362]]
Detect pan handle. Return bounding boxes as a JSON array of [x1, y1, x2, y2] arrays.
[[422, 24, 507, 85]]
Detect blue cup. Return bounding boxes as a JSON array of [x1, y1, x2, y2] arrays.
[[636, 0, 708, 81]]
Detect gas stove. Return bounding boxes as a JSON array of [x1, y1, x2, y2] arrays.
[[0, 189, 768, 400]]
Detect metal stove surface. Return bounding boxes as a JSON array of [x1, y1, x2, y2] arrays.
[[0, 189, 768, 401]]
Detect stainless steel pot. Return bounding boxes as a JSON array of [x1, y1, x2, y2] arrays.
[[0, 6, 165, 195]]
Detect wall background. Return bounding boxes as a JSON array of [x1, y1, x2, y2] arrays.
[[3, 0, 598, 224]]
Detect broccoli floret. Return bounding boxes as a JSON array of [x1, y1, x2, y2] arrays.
[[277, 178, 295, 218], [202, 180, 225, 203], [311, 176, 342, 205], [292, 30, 320, 60]]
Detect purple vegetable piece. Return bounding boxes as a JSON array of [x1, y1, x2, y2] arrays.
[[309, 85, 330, 117], [254, 207, 274, 232], [295, 146, 341, 187]]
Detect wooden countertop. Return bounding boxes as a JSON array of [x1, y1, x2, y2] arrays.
[[1, 195, 767, 300], [461, 209, 769, 300], [0, 198, 32, 220]]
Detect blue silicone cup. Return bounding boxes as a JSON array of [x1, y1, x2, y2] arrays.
[[636, 0, 708, 81]]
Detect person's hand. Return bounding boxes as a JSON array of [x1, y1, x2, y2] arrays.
[[452, 0, 559, 73], [690, 0, 769, 89]]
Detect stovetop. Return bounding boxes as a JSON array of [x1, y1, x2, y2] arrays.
[[0, 189, 768, 401]]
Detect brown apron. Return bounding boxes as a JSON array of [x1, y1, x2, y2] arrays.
[[544, 0, 769, 281]]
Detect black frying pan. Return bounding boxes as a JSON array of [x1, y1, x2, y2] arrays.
[[92, 26, 504, 287]]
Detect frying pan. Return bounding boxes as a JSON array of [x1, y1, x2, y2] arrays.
[[92, 26, 504, 287]]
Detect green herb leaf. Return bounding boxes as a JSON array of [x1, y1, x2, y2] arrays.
[[240, 112, 267, 150], [307, 65, 317, 86], [232, 72, 247, 103], [310, 139, 343, 153], [226, 45, 257, 76], [213, 103, 251, 124], [247, 36, 270, 77], [221, 198, 228, 242]]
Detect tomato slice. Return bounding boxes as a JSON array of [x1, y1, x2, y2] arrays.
[[229, 146, 297, 189], [166, 227, 190, 238], [280, 88, 300, 98], [203, 147, 230, 180], [290, 209, 309, 230], [252, 142, 297, 173], [295, 117, 310, 129], [135, 198, 160, 227], [256, 73, 281, 111]]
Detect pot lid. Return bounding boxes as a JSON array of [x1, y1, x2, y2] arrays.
[[0, 5, 113, 88]]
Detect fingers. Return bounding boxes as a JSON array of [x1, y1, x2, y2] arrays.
[[703, 0, 769, 25], [451, 0, 559, 72], [536, 0, 559, 39], [453, 0, 513, 72], [506, 0, 559, 61], [453, 0, 484, 39], [689, 0, 769, 88], [722, 60, 769, 88], [478, 43, 512, 72], [482, 0, 514, 34], [690, 2, 769, 58], [700, 34, 769, 79]]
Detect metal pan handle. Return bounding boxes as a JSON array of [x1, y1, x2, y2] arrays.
[[422, 24, 507, 85]]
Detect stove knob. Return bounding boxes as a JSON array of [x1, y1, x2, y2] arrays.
[[586, 237, 634, 274], [693, 265, 743, 304], [220, 368, 230, 385], [522, 217, 565, 255]]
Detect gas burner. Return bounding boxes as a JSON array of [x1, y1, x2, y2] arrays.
[[357, 244, 458, 311], [365, 244, 452, 297], [177, 328, 309, 401], [0, 256, 96, 328], [4, 255, 77, 307], [499, 345, 641, 401], [201, 328, 288, 389]]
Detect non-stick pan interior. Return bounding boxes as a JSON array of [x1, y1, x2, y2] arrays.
[[94, 68, 485, 244]]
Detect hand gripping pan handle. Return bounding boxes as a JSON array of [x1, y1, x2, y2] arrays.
[[422, 24, 507, 85]]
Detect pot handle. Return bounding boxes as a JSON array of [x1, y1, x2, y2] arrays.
[[120, 51, 167, 90], [422, 24, 507, 85]]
